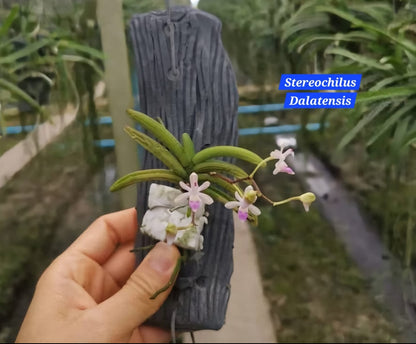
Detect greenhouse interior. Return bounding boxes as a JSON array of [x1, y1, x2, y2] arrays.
[[0, 0, 415, 343]]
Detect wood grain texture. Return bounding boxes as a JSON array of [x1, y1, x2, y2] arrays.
[[129, 6, 239, 330]]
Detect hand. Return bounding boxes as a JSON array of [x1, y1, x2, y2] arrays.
[[16, 208, 180, 343]]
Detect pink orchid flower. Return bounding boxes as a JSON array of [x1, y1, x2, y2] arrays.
[[175, 172, 214, 212], [225, 185, 261, 221], [270, 145, 295, 175]]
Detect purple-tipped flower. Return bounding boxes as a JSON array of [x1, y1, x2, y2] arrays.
[[270, 145, 295, 175], [175, 172, 214, 212], [225, 185, 261, 221]]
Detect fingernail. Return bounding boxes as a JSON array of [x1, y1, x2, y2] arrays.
[[147, 242, 177, 274]]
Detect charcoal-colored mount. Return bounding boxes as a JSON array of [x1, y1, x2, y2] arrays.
[[129, 6, 239, 331]]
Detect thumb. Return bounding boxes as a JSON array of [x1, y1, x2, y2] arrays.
[[96, 242, 180, 333]]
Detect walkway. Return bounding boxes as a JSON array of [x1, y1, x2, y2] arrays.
[[184, 215, 277, 343], [0, 105, 77, 189]]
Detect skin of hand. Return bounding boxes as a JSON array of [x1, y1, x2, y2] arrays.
[[16, 208, 180, 343]]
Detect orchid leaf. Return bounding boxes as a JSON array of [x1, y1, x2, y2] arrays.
[[61, 55, 104, 77], [0, 39, 52, 65], [193, 160, 249, 179], [57, 40, 105, 60], [110, 169, 182, 192], [0, 78, 43, 115], [127, 109, 187, 166], [203, 185, 234, 204], [192, 146, 263, 165], [124, 126, 187, 178], [0, 5, 19, 37], [367, 99, 416, 147], [182, 133, 195, 166], [199, 173, 244, 197], [337, 101, 390, 151], [325, 47, 393, 71], [356, 86, 416, 103]]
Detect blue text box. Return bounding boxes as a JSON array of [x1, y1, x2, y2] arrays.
[[284, 92, 357, 109], [279, 74, 361, 90]]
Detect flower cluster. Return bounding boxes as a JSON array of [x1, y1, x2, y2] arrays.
[[225, 186, 261, 221], [173, 145, 315, 227], [111, 110, 317, 251], [174, 172, 213, 212]]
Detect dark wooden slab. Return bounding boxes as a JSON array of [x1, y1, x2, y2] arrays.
[[129, 5, 239, 331]]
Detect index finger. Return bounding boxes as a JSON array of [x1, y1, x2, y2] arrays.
[[67, 208, 138, 265]]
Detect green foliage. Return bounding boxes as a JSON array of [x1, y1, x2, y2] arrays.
[[281, 0, 416, 159], [279, 0, 416, 266], [111, 110, 264, 222], [122, 0, 165, 22], [199, 0, 300, 85], [0, 1, 103, 137], [202, 0, 416, 269]]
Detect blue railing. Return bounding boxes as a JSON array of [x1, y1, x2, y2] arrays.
[[3, 103, 326, 148]]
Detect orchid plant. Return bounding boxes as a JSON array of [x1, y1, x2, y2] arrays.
[[110, 109, 316, 298]]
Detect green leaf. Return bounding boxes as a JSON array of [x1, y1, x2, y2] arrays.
[[325, 47, 393, 71], [17, 71, 54, 85], [390, 116, 410, 160], [0, 39, 52, 65], [181, 133, 195, 165], [124, 126, 187, 178], [337, 101, 391, 151], [127, 109, 187, 166], [57, 40, 104, 60], [192, 146, 263, 165], [357, 86, 416, 103], [193, 160, 249, 179], [282, 13, 329, 42], [404, 136, 416, 148], [316, 6, 416, 56], [369, 73, 416, 91], [199, 173, 243, 197], [348, 2, 391, 25], [367, 99, 416, 147], [292, 31, 375, 54], [0, 78, 43, 115], [61, 55, 104, 77], [203, 186, 233, 205], [110, 169, 182, 192], [0, 5, 19, 37]]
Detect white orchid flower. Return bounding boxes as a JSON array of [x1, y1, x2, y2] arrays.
[[174, 172, 214, 212], [270, 144, 295, 175], [225, 185, 261, 221]]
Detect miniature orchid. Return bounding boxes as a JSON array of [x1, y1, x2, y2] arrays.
[[174, 172, 214, 212], [111, 110, 319, 302], [270, 145, 295, 175], [225, 185, 261, 221]]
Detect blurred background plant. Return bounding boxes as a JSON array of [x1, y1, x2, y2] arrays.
[[200, 0, 416, 271], [0, 1, 106, 338], [0, 0, 104, 165], [280, 0, 416, 268], [200, 0, 416, 338]]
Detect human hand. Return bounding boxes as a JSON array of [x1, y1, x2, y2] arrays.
[[16, 208, 180, 343]]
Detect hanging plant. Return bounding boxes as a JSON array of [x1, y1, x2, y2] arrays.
[[111, 109, 316, 297]]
